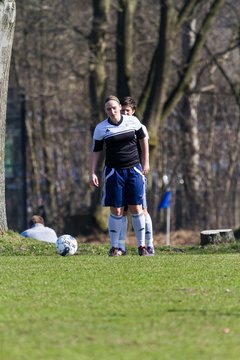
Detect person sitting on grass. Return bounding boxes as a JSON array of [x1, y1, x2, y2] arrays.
[[20, 215, 58, 243]]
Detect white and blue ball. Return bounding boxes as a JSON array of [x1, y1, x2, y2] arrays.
[[56, 234, 78, 256]]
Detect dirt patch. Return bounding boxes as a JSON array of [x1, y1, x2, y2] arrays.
[[125, 230, 200, 246], [77, 229, 200, 246]]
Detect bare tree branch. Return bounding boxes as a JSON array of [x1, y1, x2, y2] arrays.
[[162, 0, 225, 122]]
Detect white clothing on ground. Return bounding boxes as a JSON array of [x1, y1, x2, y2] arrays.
[[20, 224, 57, 243]]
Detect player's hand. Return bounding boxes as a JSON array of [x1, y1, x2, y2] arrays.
[[91, 174, 99, 187], [142, 161, 150, 175], [142, 167, 150, 175]]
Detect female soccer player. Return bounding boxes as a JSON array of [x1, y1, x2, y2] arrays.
[[90, 95, 149, 256]]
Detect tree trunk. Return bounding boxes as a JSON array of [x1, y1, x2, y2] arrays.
[[89, 0, 110, 127], [141, 0, 174, 150], [117, 0, 138, 97], [178, 18, 201, 230], [200, 229, 235, 246], [89, 0, 111, 230], [0, 0, 16, 234]]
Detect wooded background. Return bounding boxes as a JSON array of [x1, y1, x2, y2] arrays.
[[6, 0, 240, 235]]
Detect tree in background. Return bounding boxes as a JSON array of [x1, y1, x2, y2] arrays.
[[7, 0, 240, 235], [0, 0, 16, 233], [116, 0, 229, 229]]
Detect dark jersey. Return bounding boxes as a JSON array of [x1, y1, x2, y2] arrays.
[[92, 115, 146, 169]]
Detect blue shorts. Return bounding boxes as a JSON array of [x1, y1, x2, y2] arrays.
[[124, 176, 147, 211], [102, 164, 144, 207]]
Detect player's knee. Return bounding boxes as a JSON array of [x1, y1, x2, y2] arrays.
[[110, 207, 123, 216], [128, 204, 143, 214], [143, 208, 148, 216]]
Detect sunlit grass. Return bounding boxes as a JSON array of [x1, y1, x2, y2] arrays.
[[0, 231, 240, 359]]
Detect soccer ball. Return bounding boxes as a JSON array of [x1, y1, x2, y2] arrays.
[[56, 234, 78, 256]]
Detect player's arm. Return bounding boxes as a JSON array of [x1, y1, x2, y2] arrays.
[[90, 151, 101, 187], [90, 133, 104, 187], [139, 137, 150, 175], [135, 119, 150, 175]]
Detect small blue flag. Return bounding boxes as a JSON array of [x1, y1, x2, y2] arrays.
[[157, 191, 171, 211]]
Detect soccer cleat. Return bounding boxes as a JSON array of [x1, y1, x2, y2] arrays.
[[147, 246, 155, 256], [108, 247, 118, 257], [138, 246, 148, 256], [117, 248, 127, 256]]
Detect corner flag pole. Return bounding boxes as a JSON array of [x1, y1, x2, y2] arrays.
[[157, 185, 171, 246], [166, 206, 170, 246]]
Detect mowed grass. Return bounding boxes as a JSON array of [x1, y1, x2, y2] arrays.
[[1, 232, 240, 360]]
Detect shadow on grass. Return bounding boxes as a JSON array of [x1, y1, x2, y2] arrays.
[[165, 308, 240, 317]]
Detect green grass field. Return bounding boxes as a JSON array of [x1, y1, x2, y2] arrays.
[[1, 232, 240, 360]]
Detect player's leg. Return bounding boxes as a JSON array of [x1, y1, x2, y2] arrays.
[[102, 167, 125, 256], [129, 206, 147, 256], [126, 165, 147, 256], [144, 208, 154, 255], [118, 206, 128, 255], [108, 207, 124, 256]]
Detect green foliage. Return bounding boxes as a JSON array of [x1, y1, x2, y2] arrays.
[[0, 230, 56, 256], [1, 232, 240, 359], [1, 230, 240, 257]]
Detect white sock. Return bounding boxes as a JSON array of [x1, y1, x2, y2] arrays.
[[145, 213, 154, 249], [131, 212, 145, 247], [118, 216, 128, 251], [108, 214, 123, 248]]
